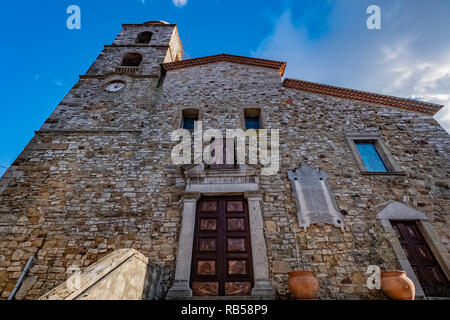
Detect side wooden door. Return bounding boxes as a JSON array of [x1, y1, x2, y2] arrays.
[[391, 221, 450, 297]]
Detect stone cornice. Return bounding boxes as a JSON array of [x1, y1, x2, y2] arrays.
[[35, 129, 142, 135], [244, 191, 262, 201], [122, 23, 176, 28], [182, 192, 201, 201], [79, 74, 159, 80], [104, 44, 170, 49]]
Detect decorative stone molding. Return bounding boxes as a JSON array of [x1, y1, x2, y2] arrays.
[[79, 73, 159, 80], [115, 66, 139, 75], [377, 200, 428, 221], [244, 191, 275, 298], [183, 164, 260, 194], [122, 22, 176, 27], [35, 129, 142, 136], [288, 163, 344, 230], [105, 44, 170, 48], [168, 164, 274, 299], [182, 192, 201, 201], [166, 192, 200, 299], [377, 201, 450, 298]]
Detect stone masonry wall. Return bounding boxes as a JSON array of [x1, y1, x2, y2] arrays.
[[113, 25, 176, 46], [161, 62, 449, 299], [87, 25, 180, 75], [0, 47, 448, 299], [87, 46, 168, 76], [0, 24, 183, 300]]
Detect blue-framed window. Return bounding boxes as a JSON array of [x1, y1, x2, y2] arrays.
[[182, 117, 196, 130], [244, 108, 262, 129], [245, 116, 261, 129], [182, 109, 199, 130], [355, 142, 388, 172]]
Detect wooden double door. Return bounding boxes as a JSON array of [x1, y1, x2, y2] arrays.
[[392, 221, 450, 297], [190, 196, 254, 296]]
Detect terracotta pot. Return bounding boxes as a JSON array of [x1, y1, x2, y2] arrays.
[[381, 271, 415, 300], [288, 270, 319, 300]]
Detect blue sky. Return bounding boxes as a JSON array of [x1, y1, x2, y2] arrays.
[[1, 0, 449, 177]]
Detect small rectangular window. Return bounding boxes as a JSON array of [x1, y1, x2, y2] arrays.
[[244, 108, 262, 129], [245, 116, 261, 129], [182, 109, 199, 130], [346, 133, 404, 175], [183, 118, 196, 130], [355, 142, 388, 172]]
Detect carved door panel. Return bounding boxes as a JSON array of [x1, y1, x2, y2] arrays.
[[391, 221, 450, 297], [191, 196, 253, 296]]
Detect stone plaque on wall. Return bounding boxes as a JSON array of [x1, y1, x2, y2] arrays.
[[288, 163, 344, 230]]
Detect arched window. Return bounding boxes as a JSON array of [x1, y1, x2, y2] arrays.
[[136, 31, 153, 44], [121, 53, 142, 67]]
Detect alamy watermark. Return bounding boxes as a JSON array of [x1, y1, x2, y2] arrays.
[[366, 265, 381, 289], [170, 121, 280, 175], [66, 5, 81, 30], [65, 5, 380, 31], [366, 5, 381, 30]]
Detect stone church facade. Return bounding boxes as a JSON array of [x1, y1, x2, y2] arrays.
[[0, 21, 449, 300]]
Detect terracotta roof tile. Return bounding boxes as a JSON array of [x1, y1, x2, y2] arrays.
[[163, 53, 287, 76], [283, 78, 442, 115]]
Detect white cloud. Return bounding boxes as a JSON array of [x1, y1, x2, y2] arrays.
[[173, 0, 187, 7], [33, 73, 63, 87], [252, 1, 450, 133]]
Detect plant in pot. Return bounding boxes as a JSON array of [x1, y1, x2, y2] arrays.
[[288, 233, 319, 300], [368, 223, 415, 300]]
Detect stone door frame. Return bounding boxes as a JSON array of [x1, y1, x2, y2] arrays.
[[377, 201, 450, 298], [166, 169, 274, 299]]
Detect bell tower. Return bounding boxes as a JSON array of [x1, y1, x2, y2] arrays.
[[86, 20, 183, 78]]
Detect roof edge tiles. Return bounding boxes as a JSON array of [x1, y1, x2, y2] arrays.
[[162, 53, 287, 77], [283, 78, 443, 116]]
